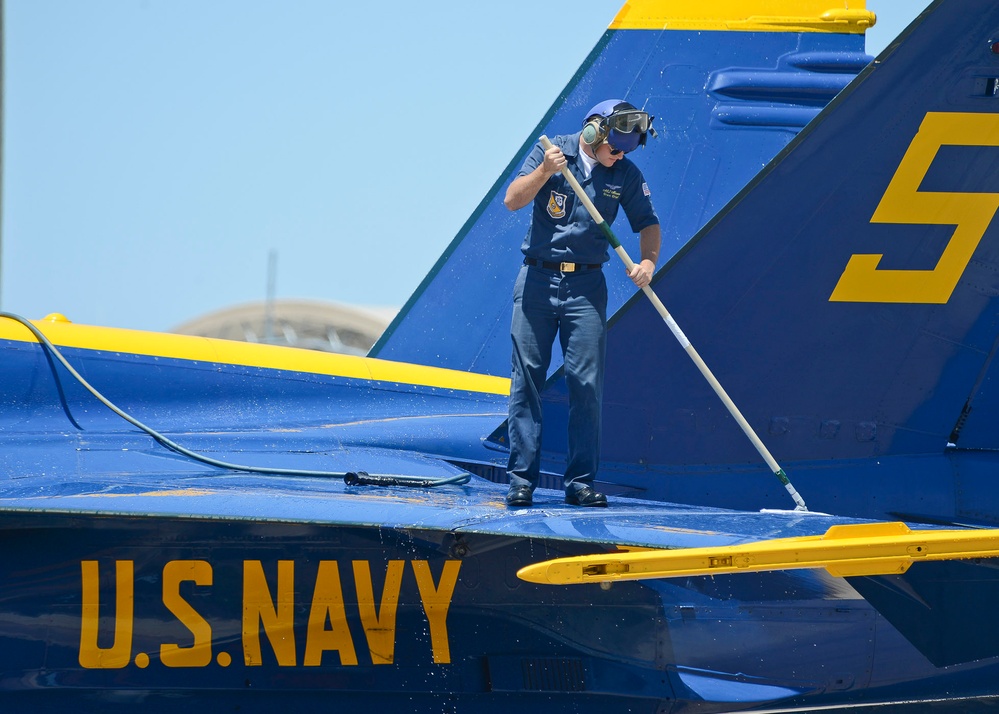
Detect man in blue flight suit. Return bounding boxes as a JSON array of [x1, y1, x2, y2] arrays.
[[503, 99, 661, 508]]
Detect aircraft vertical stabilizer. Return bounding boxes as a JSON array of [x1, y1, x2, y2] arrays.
[[560, 0, 999, 521], [371, 1, 872, 378]]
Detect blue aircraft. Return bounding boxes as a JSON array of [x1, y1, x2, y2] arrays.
[[3, 0, 999, 712]]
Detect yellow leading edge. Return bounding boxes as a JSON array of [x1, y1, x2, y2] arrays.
[[610, 0, 874, 32], [517, 522, 999, 585], [0, 313, 511, 396]]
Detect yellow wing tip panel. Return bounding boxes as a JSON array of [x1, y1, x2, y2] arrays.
[[0, 313, 510, 396], [517, 522, 999, 585], [610, 0, 874, 33]]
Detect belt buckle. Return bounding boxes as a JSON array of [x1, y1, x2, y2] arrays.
[[559, 261, 576, 273]]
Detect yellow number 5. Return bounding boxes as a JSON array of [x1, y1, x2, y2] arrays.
[[830, 112, 999, 304]]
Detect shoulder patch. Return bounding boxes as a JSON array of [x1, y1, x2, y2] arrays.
[[642, 182, 651, 197]]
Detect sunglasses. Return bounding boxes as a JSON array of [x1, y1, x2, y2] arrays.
[[607, 145, 626, 156]]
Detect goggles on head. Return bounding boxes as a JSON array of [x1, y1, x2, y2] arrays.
[[606, 109, 651, 135]]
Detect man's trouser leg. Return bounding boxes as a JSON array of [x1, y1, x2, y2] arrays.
[[507, 266, 559, 491], [559, 270, 607, 495]]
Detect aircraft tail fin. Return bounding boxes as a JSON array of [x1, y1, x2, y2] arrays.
[[577, 0, 999, 475], [371, 1, 872, 377]]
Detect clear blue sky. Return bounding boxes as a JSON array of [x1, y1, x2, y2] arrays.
[[1, 1, 928, 332]]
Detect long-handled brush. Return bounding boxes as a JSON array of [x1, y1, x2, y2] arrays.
[[539, 135, 806, 511]]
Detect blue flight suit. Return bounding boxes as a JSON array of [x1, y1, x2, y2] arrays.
[[508, 131, 659, 496]]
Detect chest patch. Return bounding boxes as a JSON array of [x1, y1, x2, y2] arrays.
[[547, 191, 568, 219]]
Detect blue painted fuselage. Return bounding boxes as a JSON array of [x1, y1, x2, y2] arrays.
[[5, 0, 999, 711]]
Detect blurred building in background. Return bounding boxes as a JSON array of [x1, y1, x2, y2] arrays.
[[171, 299, 396, 356]]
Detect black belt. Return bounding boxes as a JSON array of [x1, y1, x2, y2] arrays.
[[524, 257, 602, 273]]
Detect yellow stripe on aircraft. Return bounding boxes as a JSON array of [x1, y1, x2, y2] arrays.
[[0, 313, 510, 396], [611, 0, 874, 33], [517, 521, 999, 585]]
